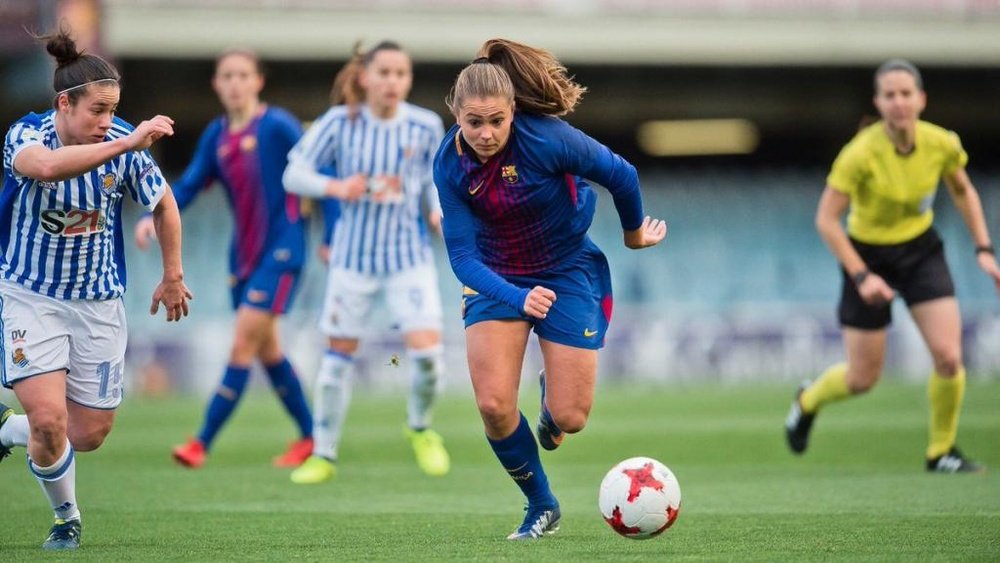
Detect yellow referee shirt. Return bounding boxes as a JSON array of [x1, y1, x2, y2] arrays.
[[827, 120, 968, 245]]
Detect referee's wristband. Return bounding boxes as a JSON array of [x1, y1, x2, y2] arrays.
[[975, 244, 995, 256], [851, 269, 870, 286]]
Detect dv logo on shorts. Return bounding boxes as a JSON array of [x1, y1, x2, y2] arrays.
[[10, 329, 26, 344], [11, 347, 29, 368]]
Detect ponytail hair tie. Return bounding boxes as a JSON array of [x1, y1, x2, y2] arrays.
[[471, 56, 491, 64]]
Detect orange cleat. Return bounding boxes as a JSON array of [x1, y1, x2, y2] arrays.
[[172, 438, 206, 468], [273, 437, 314, 468]]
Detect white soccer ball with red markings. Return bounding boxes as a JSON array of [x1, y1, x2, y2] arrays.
[[598, 456, 681, 539]]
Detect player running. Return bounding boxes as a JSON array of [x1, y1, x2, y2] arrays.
[[0, 28, 192, 550], [785, 59, 999, 473], [433, 39, 666, 539], [135, 49, 314, 469], [283, 41, 451, 483]]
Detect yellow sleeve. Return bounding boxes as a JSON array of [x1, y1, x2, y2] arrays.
[[942, 130, 969, 175], [825, 140, 864, 195]]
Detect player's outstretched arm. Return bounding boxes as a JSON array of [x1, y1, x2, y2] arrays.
[[623, 216, 667, 249], [148, 186, 193, 321], [12, 115, 174, 183]]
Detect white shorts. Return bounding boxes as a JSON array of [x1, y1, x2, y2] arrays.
[[0, 280, 127, 409], [319, 262, 443, 338]]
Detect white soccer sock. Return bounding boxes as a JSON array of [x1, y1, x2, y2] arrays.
[[0, 413, 30, 447], [406, 345, 444, 430], [311, 351, 354, 460], [28, 440, 80, 522]]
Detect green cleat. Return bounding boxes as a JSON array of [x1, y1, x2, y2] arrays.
[[0, 402, 14, 463], [42, 519, 81, 550], [290, 455, 336, 484], [406, 427, 450, 477]]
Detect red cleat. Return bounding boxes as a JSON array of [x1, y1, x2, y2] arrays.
[[273, 437, 314, 468], [172, 438, 206, 468]]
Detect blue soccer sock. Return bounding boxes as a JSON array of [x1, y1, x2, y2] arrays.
[[197, 365, 251, 448], [487, 413, 557, 509], [265, 357, 313, 439]]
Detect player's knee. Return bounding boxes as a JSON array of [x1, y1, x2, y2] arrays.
[[229, 338, 260, 366], [846, 359, 882, 394], [69, 421, 112, 452], [931, 348, 962, 377], [553, 409, 589, 434], [847, 373, 879, 394], [27, 410, 67, 450], [475, 395, 515, 428]]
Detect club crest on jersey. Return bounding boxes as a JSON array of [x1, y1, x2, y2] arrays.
[[240, 135, 257, 152], [100, 172, 117, 194], [501, 165, 518, 184], [12, 347, 29, 368]]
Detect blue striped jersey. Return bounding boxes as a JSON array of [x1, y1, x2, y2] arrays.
[[1, 110, 167, 300], [287, 102, 443, 274]]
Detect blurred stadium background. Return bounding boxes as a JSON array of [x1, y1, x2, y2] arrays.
[[2, 0, 999, 398]]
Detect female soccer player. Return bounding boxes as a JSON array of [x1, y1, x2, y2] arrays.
[[282, 41, 451, 483], [135, 49, 314, 469], [433, 39, 667, 539], [785, 59, 1000, 473], [0, 29, 192, 550]]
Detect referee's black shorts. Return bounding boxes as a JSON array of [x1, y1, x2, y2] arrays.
[[839, 227, 955, 330]]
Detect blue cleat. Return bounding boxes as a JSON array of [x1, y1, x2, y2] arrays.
[[536, 370, 563, 451], [507, 504, 561, 540], [42, 519, 81, 550], [0, 402, 14, 463]]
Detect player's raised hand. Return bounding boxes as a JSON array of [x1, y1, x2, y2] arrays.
[[150, 277, 193, 322], [624, 216, 667, 249], [523, 286, 556, 319], [134, 216, 157, 250], [128, 115, 175, 151], [326, 173, 368, 201]]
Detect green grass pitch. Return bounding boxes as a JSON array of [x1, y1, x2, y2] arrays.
[[2, 379, 998, 561]]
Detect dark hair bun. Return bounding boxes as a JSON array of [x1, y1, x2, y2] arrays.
[[46, 31, 81, 67]]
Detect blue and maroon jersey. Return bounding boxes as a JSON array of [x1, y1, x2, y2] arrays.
[[433, 112, 644, 311], [172, 105, 306, 280]]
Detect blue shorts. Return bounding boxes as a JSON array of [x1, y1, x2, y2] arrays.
[[230, 265, 302, 314], [462, 241, 613, 350]]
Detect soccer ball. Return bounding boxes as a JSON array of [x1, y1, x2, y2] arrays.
[[598, 456, 681, 539]]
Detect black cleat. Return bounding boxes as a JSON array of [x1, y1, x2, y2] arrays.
[[0, 402, 14, 463], [927, 447, 985, 474], [42, 519, 81, 550], [784, 381, 815, 455]]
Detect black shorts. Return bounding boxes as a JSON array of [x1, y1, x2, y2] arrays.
[[838, 227, 955, 330]]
